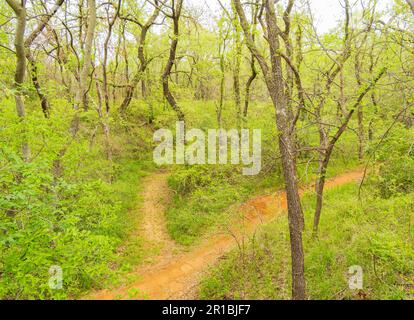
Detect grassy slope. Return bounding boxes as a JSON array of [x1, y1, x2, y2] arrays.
[[200, 182, 414, 300], [0, 98, 159, 299], [162, 101, 360, 246]]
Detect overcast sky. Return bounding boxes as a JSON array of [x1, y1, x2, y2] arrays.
[[188, 0, 395, 33]]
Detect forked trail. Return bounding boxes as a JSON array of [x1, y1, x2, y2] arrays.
[[86, 169, 364, 300]]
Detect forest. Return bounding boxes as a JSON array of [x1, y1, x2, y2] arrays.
[[0, 0, 413, 301]]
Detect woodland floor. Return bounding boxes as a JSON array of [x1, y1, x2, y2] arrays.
[[84, 169, 364, 300]]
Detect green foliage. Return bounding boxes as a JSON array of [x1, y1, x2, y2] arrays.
[[377, 156, 414, 198], [200, 181, 414, 300], [1, 0, 413, 302], [168, 165, 237, 196], [0, 99, 154, 299], [369, 125, 414, 198], [166, 165, 253, 245], [161, 98, 361, 246]]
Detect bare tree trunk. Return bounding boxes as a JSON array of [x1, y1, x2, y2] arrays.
[[233, 0, 306, 300], [357, 103, 365, 159], [78, 0, 84, 53], [25, 0, 65, 45], [244, 55, 257, 118], [369, 38, 378, 136], [162, 0, 185, 125], [103, 0, 121, 114], [233, 42, 242, 128], [217, 42, 225, 127], [231, 9, 242, 129], [313, 150, 330, 236], [95, 73, 113, 162], [265, 0, 307, 301], [355, 54, 365, 160], [49, 26, 70, 96], [311, 0, 352, 236], [243, 3, 259, 118], [406, 0, 414, 15], [216, 14, 229, 127], [313, 68, 387, 235], [27, 52, 49, 118], [121, 21, 129, 86], [119, 2, 160, 115], [23, 0, 65, 118], [75, 0, 96, 111], [112, 23, 122, 106], [337, 69, 347, 119], [6, 0, 30, 161]]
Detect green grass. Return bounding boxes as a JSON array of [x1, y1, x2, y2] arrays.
[[105, 158, 154, 272], [200, 182, 414, 300], [164, 158, 360, 247], [163, 143, 360, 247], [165, 165, 256, 245], [0, 95, 383, 299], [159, 100, 361, 246]]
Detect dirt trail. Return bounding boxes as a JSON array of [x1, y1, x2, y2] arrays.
[[140, 172, 177, 253], [86, 169, 363, 300]]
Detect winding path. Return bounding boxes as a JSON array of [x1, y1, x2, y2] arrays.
[[86, 169, 363, 300]]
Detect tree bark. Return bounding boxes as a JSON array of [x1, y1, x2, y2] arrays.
[[217, 30, 226, 127], [233, 0, 306, 300], [162, 0, 185, 125], [119, 2, 160, 115], [23, 0, 65, 118], [312, 0, 352, 236], [217, 53, 225, 126], [75, 0, 96, 111], [25, 0, 65, 45], [313, 67, 387, 236], [233, 20, 242, 128], [95, 72, 113, 162], [103, 0, 121, 114], [354, 55, 365, 160], [406, 0, 414, 15], [6, 0, 30, 161], [27, 52, 49, 118], [243, 2, 259, 118], [244, 55, 257, 118], [25, 0, 65, 118]]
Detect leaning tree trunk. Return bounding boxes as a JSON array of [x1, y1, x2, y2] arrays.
[[119, 2, 160, 115], [244, 54, 257, 117], [313, 148, 331, 236], [243, 3, 259, 118], [406, 0, 414, 15], [6, 0, 30, 161], [27, 52, 50, 118], [313, 68, 387, 236], [162, 0, 186, 126], [23, 0, 65, 118]]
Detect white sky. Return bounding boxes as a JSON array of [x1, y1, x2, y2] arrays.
[[188, 0, 395, 33]]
